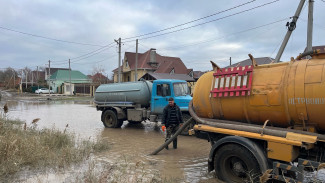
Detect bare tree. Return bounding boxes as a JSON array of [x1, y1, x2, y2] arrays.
[[91, 65, 110, 84], [0, 67, 18, 89]]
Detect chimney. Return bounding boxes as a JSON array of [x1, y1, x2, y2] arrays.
[[150, 48, 156, 63]]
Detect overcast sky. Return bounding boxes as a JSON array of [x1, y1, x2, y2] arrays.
[[1, 0, 325, 77]]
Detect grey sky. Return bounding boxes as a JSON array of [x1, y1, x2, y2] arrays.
[[0, 0, 324, 77]]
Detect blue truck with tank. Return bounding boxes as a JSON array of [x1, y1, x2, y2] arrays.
[[94, 79, 192, 133]]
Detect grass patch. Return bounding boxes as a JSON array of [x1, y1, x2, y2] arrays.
[[0, 108, 110, 180]]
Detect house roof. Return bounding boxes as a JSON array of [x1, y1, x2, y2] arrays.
[[302, 45, 325, 59], [50, 70, 91, 83], [32, 71, 45, 80], [303, 45, 325, 53], [46, 68, 69, 75], [114, 49, 189, 74], [193, 71, 206, 79], [140, 72, 195, 82], [90, 73, 108, 80], [225, 57, 274, 68]]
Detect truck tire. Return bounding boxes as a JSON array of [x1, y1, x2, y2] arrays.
[[102, 110, 121, 128], [214, 144, 260, 183], [180, 114, 195, 136]]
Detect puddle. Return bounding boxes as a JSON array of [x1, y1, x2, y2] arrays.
[[2, 99, 214, 182]]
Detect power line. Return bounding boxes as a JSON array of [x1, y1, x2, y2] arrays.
[[51, 42, 116, 63], [123, 0, 280, 42], [77, 55, 118, 65], [122, 0, 256, 40], [0, 26, 105, 47], [51, 46, 114, 66], [52, 42, 132, 66], [160, 17, 287, 51], [70, 45, 116, 63]]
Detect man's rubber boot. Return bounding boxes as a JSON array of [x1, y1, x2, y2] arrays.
[[165, 139, 169, 150], [173, 139, 177, 149]]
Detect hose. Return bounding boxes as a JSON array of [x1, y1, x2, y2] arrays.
[[150, 100, 325, 155], [188, 100, 325, 141], [149, 117, 194, 155]]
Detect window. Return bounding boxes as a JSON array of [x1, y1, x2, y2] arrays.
[[125, 61, 128, 67], [173, 83, 190, 96], [170, 68, 175, 74], [156, 84, 171, 96]]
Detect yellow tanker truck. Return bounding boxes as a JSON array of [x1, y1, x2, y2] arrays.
[[189, 51, 325, 182]]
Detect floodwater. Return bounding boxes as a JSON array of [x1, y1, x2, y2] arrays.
[[2, 99, 214, 182]]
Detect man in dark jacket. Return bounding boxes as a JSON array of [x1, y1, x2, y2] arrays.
[[161, 97, 183, 149]]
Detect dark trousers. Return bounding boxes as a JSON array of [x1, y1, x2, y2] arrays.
[[165, 124, 179, 149]]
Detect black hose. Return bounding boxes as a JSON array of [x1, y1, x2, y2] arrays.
[[150, 100, 325, 156], [149, 117, 194, 155], [188, 100, 325, 141]]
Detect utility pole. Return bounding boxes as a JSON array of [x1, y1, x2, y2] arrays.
[[69, 59, 72, 95], [48, 60, 51, 96], [12, 68, 15, 89], [306, 0, 314, 55], [25, 69, 27, 89], [37, 66, 39, 91], [31, 69, 34, 87], [115, 38, 122, 83], [274, 0, 305, 63], [135, 39, 138, 81], [20, 70, 23, 94], [230, 57, 232, 66]]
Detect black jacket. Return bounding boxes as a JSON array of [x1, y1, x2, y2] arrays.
[[162, 103, 183, 127]]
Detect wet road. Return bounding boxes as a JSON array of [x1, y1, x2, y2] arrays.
[[3, 99, 214, 182]]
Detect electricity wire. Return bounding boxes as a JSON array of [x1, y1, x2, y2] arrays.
[[122, 0, 256, 40], [160, 17, 288, 51], [0, 26, 105, 47], [123, 0, 280, 42]]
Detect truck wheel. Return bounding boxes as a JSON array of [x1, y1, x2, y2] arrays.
[[102, 110, 120, 128], [180, 114, 195, 136], [214, 144, 261, 183]]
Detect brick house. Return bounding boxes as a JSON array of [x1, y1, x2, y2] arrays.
[[113, 48, 192, 82]]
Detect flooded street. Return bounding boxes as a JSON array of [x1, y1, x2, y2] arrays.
[[2, 99, 214, 182]]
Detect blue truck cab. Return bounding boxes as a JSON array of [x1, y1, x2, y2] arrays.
[[151, 79, 192, 115], [95, 79, 193, 134]]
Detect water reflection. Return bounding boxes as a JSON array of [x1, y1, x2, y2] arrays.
[[4, 100, 213, 182]]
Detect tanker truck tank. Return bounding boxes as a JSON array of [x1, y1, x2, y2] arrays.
[[94, 80, 152, 107], [193, 53, 325, 133]]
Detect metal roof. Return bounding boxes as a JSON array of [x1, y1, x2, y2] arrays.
[[140, 72, 195, 82], [225, 57, 274, 68], [50, 70, 91, 83]]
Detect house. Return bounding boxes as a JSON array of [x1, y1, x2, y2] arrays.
[[113, 48, 192, 82], [89, 73, 111, 85], [193, 71, 206, 81], [140, 72, 195, 82], [226, 57, 274, 68], [45, 67, 69, 80], [49, 70, 92, 94]]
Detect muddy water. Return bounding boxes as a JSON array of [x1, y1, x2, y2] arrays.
[[3, 100, 215, 182]]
